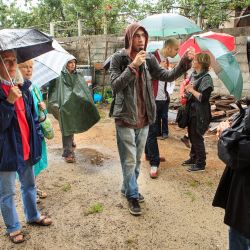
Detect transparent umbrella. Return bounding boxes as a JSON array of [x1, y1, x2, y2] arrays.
[[32, 40, 75, 87]]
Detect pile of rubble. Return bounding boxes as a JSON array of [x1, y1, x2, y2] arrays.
[[209, 94, 240, 132], [170, 94, 247, 133]]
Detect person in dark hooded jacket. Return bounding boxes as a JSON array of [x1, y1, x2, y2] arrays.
[[109, 22, 194, 215]]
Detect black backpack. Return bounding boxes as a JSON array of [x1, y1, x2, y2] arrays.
[[217, 102, 250, 171]]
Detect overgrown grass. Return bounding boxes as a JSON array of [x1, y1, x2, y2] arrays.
[[97, 107, 106, 119], [206, 180, 213, 187], [62, 183, 71, 192], [189, 179, 200, 188], [84, 203, 104, 216], [184, 191, 196, 202], [125, 238, 138, 245]]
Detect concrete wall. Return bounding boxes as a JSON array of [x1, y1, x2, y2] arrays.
[[58, 27, 250, 98]]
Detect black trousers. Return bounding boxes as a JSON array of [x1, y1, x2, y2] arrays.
[[187, 116, 206, 167], [156, 100, 169, 136], [145, 122, 160, 167]]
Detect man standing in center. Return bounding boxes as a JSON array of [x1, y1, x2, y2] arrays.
[[110, 23, 193, 216], [145, 38, 180, 178]]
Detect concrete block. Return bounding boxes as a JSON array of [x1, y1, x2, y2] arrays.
[[242, 89, 250, 98], [242, 74, 250, 82], [235, 54, 248, 63], [236, 45, 247, 53], [239, 64, 250, 73], [235, 36, 247, 45]]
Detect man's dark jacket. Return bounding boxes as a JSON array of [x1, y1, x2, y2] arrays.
[[0, 80, 42, 171], [110, 49, 191, 126]]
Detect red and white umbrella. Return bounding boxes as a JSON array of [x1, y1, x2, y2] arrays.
[[179, 31, 235, 57]]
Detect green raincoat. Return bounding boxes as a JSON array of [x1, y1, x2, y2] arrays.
[[48, 66, 100, 136]]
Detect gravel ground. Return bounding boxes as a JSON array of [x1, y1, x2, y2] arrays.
[[0, 109, 228, 250]]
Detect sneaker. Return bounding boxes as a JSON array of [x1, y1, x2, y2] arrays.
[[187, 164, 205, 172], [64, 154, 76, 163], [138, 193, 145, 203], [150, 166, 158, 178], [36, 195, 41, 204], [121, 192, 145, 203], [158, 134, 168, 140], [128, 198, 142, 215], [162, 134, 169, 140], [182, 158, 195, 166], [181, 136, 190, 148]]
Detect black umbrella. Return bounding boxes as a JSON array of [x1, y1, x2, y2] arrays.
[[0, 28, 53, 63]]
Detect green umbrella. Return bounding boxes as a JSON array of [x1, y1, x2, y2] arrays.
[[195, 37, 243, 100], [139, 13, 202, 37]]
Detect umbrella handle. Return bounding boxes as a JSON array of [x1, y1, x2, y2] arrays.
[[39, 110, 47, 123], [236, 100, 244, 115]]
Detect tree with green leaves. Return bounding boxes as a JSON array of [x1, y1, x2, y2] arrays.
[[0, 0, 249, 35], [177, 0, 250, 29]]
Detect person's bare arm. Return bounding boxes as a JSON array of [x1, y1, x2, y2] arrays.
[[216, 121, 231, 139]]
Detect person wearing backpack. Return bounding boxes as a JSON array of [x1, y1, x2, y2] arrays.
[[109, 22, 194, 215], [182, 53, 214, 172]]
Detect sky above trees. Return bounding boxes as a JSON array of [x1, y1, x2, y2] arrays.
[[0, 0, 249, 37]]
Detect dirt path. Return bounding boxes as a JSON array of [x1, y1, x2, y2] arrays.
[[0, 108, 228, 250]]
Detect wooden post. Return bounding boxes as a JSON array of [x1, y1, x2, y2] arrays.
[[101, 41, 108, 102], [103, 14, 108, 35], [88, 43, 91, 66], [50, 22, 55, 37], [78, 20, 82, 37]]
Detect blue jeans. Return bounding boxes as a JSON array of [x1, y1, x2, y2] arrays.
[[229, 227, 250, 250], [116, 125, 149, 200], [0, 162, 40, 233]]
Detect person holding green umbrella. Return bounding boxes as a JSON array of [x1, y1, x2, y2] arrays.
[[182, 53, 214, 172]]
